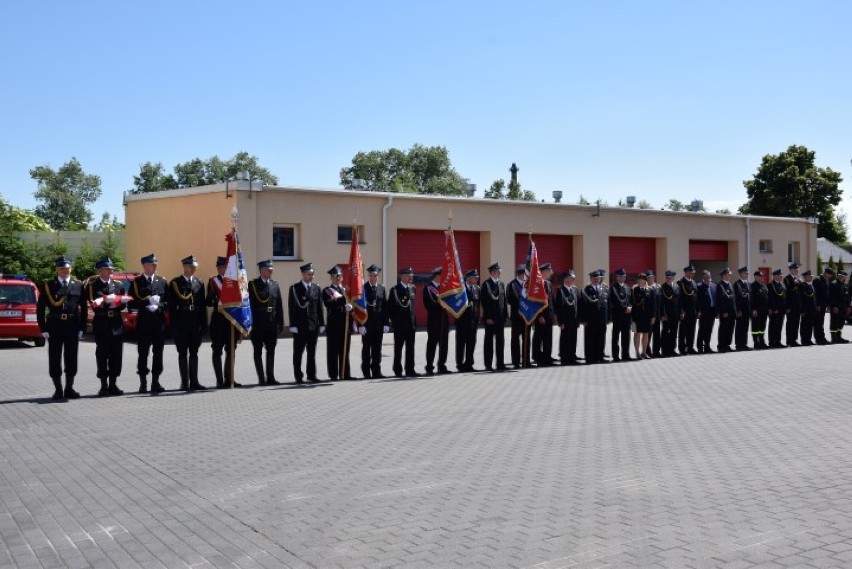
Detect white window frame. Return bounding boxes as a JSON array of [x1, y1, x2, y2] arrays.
[[273, 224, 299, 261], [758, 239, 772, 254]]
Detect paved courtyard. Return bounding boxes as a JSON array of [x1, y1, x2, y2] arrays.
[[2, 325, 852, 568]]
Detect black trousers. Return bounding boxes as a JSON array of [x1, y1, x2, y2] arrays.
[[585, 321, 607, 363], [734, 314, 750, 348], [174, 324, 202, 387], [786, 310, 801, 344], [768, 312, 785, 346], [361, 328, 384, 378], [717, 314, 735, 350], [47, 320, 79, 382], [559, 324, 578, 363], [326, 322, 352, 380], [210, 314, 236, 385], [678, 314, 696, 352], [455, 324, 477, 370], [509, 318, 528, 367], [92, 316, 122, 381], [814, 309, 828, 343], [532, 320, 553, 364], [800, 311, 815, 344], [697, 314, 715, 351], [392, 328, 416, 376], [425, 321, 449, 372], [830, 311, 846, 340], [483, 322, 505, 369], [291, 330, 317, 381], [611, 318, 631, 360], [649, 319, 662, 356], [661, 317, 678, 355], [136, 315, 165, 380]]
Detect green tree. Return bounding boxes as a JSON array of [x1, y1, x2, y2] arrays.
[[666, 199, 686, 212], [485, 178, 535, 202], [638, 200, 653, 209], [827, 255, 836, 274], [817, 253, 824, 274], [340, 144, 469, 196], [130, 161, 178, 194], [96, 228, 126, 271], [143, 152, 278, 191], [715, 208, 732, 214], [73, 240, 98, 279], [93, 212, 125, 231], [837, 257, 845, 273], [30, 157, 102, 230], [740, 145, 845, 242], [23, 236, 70, 283], [578, 195, 590, 205], [484, 179, 506, 199]]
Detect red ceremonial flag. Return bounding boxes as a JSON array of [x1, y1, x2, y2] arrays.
[[518, 237, 549, 324], [438, 228, 469, 318], [344, 224, 368, 325]]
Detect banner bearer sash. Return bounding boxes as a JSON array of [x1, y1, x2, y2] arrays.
[[438, 228, 469, 318]]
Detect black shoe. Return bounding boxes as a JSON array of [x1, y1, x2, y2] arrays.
[[151, 382, 165, 393], [108, 386, 124, 396], [64, 388, 80, 400], [98, 388, 109, 397], [495, 365, 508, 371], [308, 378, 321, 383], [438, 367, 450, 374], [52, 389, 64, 400], [788, 341, 801, 347], [190, 383, 207, 390], [294, 379, 304, 384], [267, 378, 282, 385], [373, 374, 387, 379]]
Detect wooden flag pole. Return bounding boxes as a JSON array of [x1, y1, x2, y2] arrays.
[[228, 323, 236, 388]]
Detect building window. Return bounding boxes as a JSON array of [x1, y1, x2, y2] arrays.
[[758, 239, 772, 253], [787, 241, 800, 264], [273, 225, 298, 260], [337, 224, 366, 243]]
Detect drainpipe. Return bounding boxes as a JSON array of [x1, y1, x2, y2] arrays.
[[382, 193, 395, 287], [745, 215, 751, 270]]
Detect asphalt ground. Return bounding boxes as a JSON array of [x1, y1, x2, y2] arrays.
[[2, 323, 852, 569]]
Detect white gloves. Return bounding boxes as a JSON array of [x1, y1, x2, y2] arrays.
[[42, 332, 49, 339], [77, 331, 84, 339], [383, 325, 390, 333], [289, 327, 298, 334], [344, 303, 353, 312], [120, 296, 130, 305], [319, 326, 326, 334], [358, 326, 367, 335], [146, 305, 158, 312], [521, 289, 528, 298], [149, 294, 160, 307], [106, 294, 116, 304]]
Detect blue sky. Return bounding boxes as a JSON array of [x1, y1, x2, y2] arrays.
[[1, 1, 850, 223]]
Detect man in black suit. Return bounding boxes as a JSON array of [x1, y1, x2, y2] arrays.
[[768, 269, 787, 348], [696, 270, 716, 354], [287, 262, 323, 383], [130, 253, 169, 395], [750, 270, 769, 349], [609, 268, 632, 361], [323, 266, 353, 380], [206, 256, 242, 388], [555, 269, 580, 365], [423, 267, 450, 375], [829, 270, 849, 344], [169, 255, 208, 391], [715, 268, 736, 352], [37, 255, 87, 400], [506, 265, 529, 368], [784, 262, 802, 347], [480, 263, 508, 372], [678, 265, 699, 355], [733, 267, 752, 351], [581, 269, 609, 364], [455, 268, 481, 372], [84, 257, 128, 397], [388, 267, 417, 377], [358, 264, 389, 379], [812, 267, 833, 345], [660, 270, 681, 357], [646, 270, 662, 358], [532, 263, 556, 366], [250, 259, 284, 384], [799, 269, 818, 346]]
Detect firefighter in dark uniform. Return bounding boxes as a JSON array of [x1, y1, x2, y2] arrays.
[[733, 267, 752, 351], [455, 268, 480, 372], [678, 265, 699, 355], [660, 270, 681, 357], [767, 269, 787, 348], [480, 263, 508, 372], [750, 270, 769, 349], [388, 267, 417, 377], [358, 264, 389, 379], [532, 263, 555, 366], [646, 270, 662, 358], [799, 269, 818, 346], [696, 270, 716, 354], [813, 267, 833, 345], [323, 265, 353, 381], [287, 262, 323, 383], [250, 260, 284, 384], [424, 267, 450, 375], [84, 258, 127, 396], [206, 256, 242, 389], [37, 256, 86, 400], [130, 253, 168, 395], [609, 268, 632, 361], [581, 269, 609, 364], [829, 270, 849, 344], [555, 270, 580, 365], [715, 268, 736, 352], [506, 265, 529, 368], [168, 255, 207, 391], [784, 262, 802, 347]]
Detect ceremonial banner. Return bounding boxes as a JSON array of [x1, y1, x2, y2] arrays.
[[518, 238, 549, 325], [344, 224, 368, 325], [438, 228, 469, 318], [220, 230, 253, 336]]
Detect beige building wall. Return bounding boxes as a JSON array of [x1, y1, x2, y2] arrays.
[[125, 185, 817, 289]]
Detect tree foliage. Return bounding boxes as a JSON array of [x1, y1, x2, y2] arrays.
[[484, 178, 536, 201], [340, 144, 469, 196], [131, 151, 278, 193], [740, 145, 845, 242], [30, 157, 102, 230]]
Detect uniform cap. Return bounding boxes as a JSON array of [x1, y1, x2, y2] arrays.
[[539, 263, 552, 271], [823, 267, 835, 274], [140, 253, 158, 264], [665, 270, 676, 277], [366, 264, 382, 274], [719, 267, 731, 276], [181, 255, 198, 266], [772, 268, 783, 276], [802, 269, 813, 276], [562, 269, 576, 279], [516, 265, 526, 275], [258, 259, 274, 269], [737, 266, 748, 274], [399, 267, 413, 275], [216, 256, 227, 267], [487, 262, 501, 272], [431, 267, 442, 276], [464, 268, 479, 278], [327, 266, 343, 276], [645, 269, 656, 276], [839, 270, 848, 276], [55, 255, 72, 268], [788, 262, 800, 269], [637, 272, 648, 280], [614, 268, 626, 276], [753, 270, 762, 276], [95, 258, 114, 270], [299, 262, 314, 273], [683, 265, 696, 273]]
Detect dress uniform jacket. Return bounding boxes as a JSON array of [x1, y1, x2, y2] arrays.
[[828, 278, 849, 342], [715, 280, 736, 350], [85, 277, 125, 390], [532, 280, 555, 365], [554, 284, 580, 364], [784, 274, 802, 345], [798, 280, 818, 345], [388, 282, 417, 376], [813, 275, 830, 344], [506, 278, 528, 367], [423, 280, 449, 374], [733, 279, 751, 349], [168, 274, 207, 389], [581, 282, 609, 363], [287, 280, 322, 382], [130, 273, 169, 388], [480, 278, 508, 370], [455, 283, 480, 371], [660, 282, 680, 356], [361, 280, 389, 378], [37, 277, 87, 387], [206, 274, 237, 387], [677, 277, 698, 353], [609, 281, 632, 360], [750, 280, 769, 338], [767, 279, 787, 347], [322, 283, 352, 380]]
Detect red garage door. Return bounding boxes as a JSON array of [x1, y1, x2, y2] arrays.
[[514, 234, 574, 280], [609, 237, 656, 284], [689, 240, 728, 261], [397, 229, 480, 325]]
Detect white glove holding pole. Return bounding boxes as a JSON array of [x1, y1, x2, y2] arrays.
[[319, 326, 326, 334], [358, 326, 366, 335], [344, 303, 353, 312], [149, 294, 160, 307], [77, 331, 83, 339], [383, 325, 389, 333], [42, 332, 49, 339], [289, 327, 298, 334], [146, 304, 158, 312], [106, 294, 116, 304]]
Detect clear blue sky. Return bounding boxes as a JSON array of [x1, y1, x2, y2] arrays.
[[2, 1, 850, 223]]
